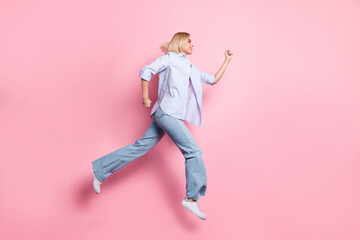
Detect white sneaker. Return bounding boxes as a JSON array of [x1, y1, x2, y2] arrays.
[[91, 168, 102, 194], [181, 197, 206, 220]]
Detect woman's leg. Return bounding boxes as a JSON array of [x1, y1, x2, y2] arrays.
[[154, 107, 207, 201], [92, 114, 165, 182]]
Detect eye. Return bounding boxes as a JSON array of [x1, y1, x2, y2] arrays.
[[188, 39, 191, 43]]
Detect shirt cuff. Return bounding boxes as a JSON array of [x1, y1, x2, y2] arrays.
[[139, 71, 151, 81], [209, 74, 215, 85]]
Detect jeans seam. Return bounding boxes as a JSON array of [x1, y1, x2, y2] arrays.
[[102, 125, 162, 176], [173, 117, 200, 199]]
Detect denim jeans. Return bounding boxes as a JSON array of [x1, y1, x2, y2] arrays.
[[92, 106, 207, 200]]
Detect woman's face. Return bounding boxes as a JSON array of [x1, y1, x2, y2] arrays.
[[181, 36, 194, 55]]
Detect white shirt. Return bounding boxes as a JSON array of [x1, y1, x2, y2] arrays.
[[139, 51, 214, 126]]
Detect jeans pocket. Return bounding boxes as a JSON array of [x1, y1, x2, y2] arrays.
[[155, 107, 166, 120]]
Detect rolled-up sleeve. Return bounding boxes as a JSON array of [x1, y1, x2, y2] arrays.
[[139, 53, 170, 81], [200, 70, 215, 85]]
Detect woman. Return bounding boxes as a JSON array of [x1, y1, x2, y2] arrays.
[[91, 32, 233, 220]]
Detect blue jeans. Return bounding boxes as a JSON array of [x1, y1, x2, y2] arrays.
[[92, 106, 207, 200]]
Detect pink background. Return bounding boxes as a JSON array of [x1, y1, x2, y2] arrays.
[[1, 0, 359, 239]]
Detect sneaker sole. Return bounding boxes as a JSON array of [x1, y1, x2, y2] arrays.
[[181, 200, 206, 220]]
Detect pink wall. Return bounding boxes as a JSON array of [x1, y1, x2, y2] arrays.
[[1, 0, 359, 239]]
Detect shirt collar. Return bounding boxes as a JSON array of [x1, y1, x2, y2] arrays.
[[167, 52, 191, 66], [178, 52, 187, 59], [178, 53, 192, 67], [166, 51, 187, 58]]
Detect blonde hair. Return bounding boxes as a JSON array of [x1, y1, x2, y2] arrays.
[[160, 32, 190, 53]]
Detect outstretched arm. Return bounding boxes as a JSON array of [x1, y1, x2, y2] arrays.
[[214, 50, 233, 84]]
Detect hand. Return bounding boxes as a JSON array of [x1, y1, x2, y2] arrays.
[[142, 97, 152, 108], [225, 50, 233, 61]]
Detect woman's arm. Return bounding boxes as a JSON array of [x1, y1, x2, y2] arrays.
[[141, 78, 152, 108], [139, 53, 171, 108], [214, 50, 233, 84]]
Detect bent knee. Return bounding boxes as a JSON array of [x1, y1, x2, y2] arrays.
[[135, 137, 160, 150], [184, 146, 202, 158]]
